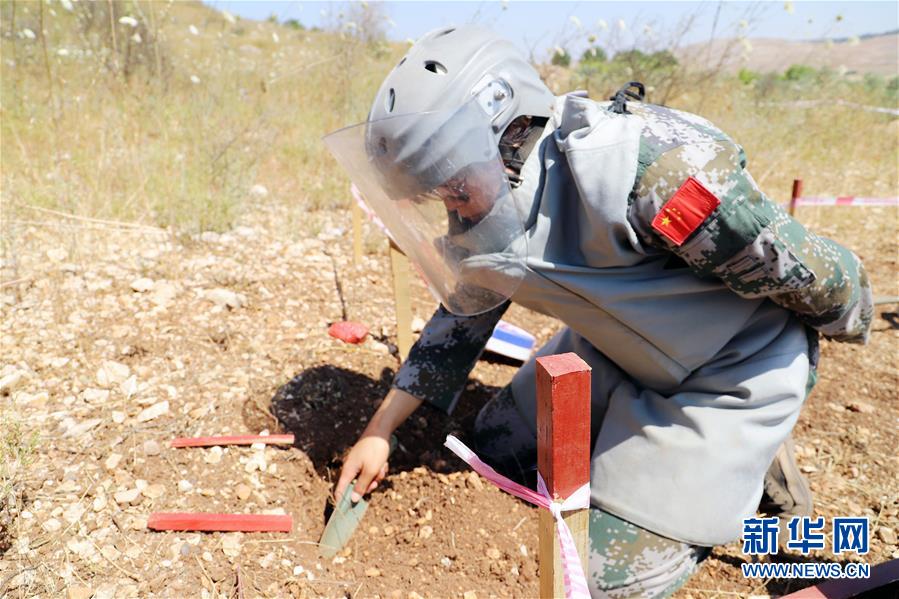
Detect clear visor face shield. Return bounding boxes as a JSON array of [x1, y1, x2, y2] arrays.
[[323, 87, 528, 315]]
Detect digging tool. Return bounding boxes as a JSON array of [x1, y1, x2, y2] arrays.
[[319, 435, 397, 558]]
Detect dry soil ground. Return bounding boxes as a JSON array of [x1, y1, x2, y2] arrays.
[[1, 204, 896, 598]]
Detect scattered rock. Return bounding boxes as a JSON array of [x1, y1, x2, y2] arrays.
[[42, 518, 62, 533], [143, 440, 162, 456], [204, 446, 223, 464], [178, 480, 194, 493], [846, 400, 875, 414], [878, 527, 896, 546], [137, 400, 169, 422], [419, 525, 433, 539], [66, 585, 92, 599], [93, 494, 107, 512], [64, 418, 102, 438], [236, 484, 252, 501], [63, 503, 86, 524], [0, 369, 26, 394], [104, 453, 123, 470], [370, 340, 390, 354], [249, 184, 269, 199], [206, 288, 245, 309], [144, 484, 166, 499], [221, 532, 242, 557], [96, 360, 131, 388], [463, 592, 478, 599], [114, 488, 142, 505], [467, 472, 484, 491], [800, 465, 818, 474], [486, 547, 501, 560], [111, 411, 126, 424], [130, 277, 154, 293], [150, 281, 178, 306], [92, 582, 118, 599], [47, 247, 69, 262], [365, 567, 381, 577], [411, 316, 426, 333], [82, 388, 110, 404]]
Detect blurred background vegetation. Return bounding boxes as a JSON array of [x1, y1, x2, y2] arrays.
[[1, 0, 897, 237]]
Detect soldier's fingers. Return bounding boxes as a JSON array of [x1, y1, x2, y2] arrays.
[[352, 464, 379, 503], [366, 479, 379, 494], [335, 460, 361, 503]]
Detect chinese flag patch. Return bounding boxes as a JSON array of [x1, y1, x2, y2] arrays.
[[651, 177, 720, 246]]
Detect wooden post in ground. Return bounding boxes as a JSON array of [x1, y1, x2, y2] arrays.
[[351, 201, 363, 266], [389, 240, 413, 361], [789, 179, 803, 217], [536, 353, 591, 598]]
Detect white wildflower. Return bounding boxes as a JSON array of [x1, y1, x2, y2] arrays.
[[131, 32, 142, 44], [405, 38, 415, 45], [784, 2, 794, 15], [739, 19, 749, 30], [570, 16, 582, 30], [222, 10, 236, 25], [20, 28, 35, 40], [119, 16, 138, 28], [57, 48, 69, 57], [190, 75, 201, 84], [597, 19, 608, 30], [643, 24, 653, 36], [272, 32, 279, 43], [553, 45, 565, 56], [189, 25, 199, 36], [60, 0, 74, 11], [617, 19, 627, 31]]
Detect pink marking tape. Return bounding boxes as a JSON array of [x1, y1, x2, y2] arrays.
[[785, 196, 899, 207], [445, 435, 591, 599]]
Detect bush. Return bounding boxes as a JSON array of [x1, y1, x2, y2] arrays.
[[738, 68, 758, 85], [551, 48, 571, 67], [580, 46, 607, 67], [783, 64, 817, 82]]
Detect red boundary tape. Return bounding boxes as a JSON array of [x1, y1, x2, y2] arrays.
[[170, 434, 295, 448], [148, 512, 293, 533]]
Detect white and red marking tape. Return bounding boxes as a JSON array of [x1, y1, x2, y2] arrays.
[[789, 196, 898, 207], [445, 435, 591, 599]]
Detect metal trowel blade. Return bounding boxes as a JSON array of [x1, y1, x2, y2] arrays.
[[319, 483, 369, 558]]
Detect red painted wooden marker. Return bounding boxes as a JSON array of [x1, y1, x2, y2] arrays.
[[536, 352, 592, 501], [148, 512, 293, 533], [327, 321, 369, 344], [170, 434, 294, 448]]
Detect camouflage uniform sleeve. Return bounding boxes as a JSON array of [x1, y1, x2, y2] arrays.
[[629, 139, 873, 343], [392, 302, 509, 413]]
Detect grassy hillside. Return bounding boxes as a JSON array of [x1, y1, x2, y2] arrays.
[[1, 0, 897, 241]]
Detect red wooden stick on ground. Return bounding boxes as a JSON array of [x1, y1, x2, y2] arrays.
[[536, 352, 592, 598], [147, 512, 293, 533], [789, 178, 803, 217], [170, 434, 295, 448]]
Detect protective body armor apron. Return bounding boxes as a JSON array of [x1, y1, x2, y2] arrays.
[[507, 95, 809, 545]]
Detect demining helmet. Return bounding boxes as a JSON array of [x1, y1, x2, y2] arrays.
[[323, 25, 554, 315]]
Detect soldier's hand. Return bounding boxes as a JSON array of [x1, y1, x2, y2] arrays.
[[334, 388, 422, 504], [336, 434, 391, 504]]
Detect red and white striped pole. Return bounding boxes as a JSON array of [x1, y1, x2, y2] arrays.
[[789, 179, 803, 217]]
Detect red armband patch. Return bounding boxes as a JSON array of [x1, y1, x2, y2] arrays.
[[651, 177, 720, 246]]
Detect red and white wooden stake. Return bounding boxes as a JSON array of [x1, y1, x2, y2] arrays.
[[536, 353, 592, 598]]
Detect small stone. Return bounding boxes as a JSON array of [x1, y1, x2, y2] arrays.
[[93, 582, 118, 599], [365, 567, 381, 577], [64, 418, 102, 438], [221, 532, 242, 557], [519, 544, 528, 557], [63, 503, 86, 524], [47, 247, 69, 262], [383, 525, 395, 536], [370, 340, 390, 354], [846, 400, 875, 414], [42, 518, 62, 532], [877, 527, 896, 545], [800, 465, 818, 474], [408, 592, 425, 599], [130, 277, 154, 293], [249, 184, 269, 199], [206, 288, 244, 309], [236, 484, 252, 501], [440, 556, 452, 568], [137, 400, 169, 422], [467, 471, 484, 491], [486, 547, 501, 560], [67, 585, 92, 599], [419, 525, 433, 539], [96, 360, 131, 387], [463, 592, 478, 599], [143, 440, 162, 456], [411, 317, 426, 333], [93, 494, 107, 512], [178, 479, 194, 492], [111, 411, 126, 424], [204, 446, 223, 464], [82, 388, 110, 404], [144, 484, 166, 499], [104, 453, 123, 470], [0, 370, 25, 394], [292, 565, 305, 576], [114, 488, 142, 505]]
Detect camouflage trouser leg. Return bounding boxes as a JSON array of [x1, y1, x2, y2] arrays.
[[471, 387, 710, 599]]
